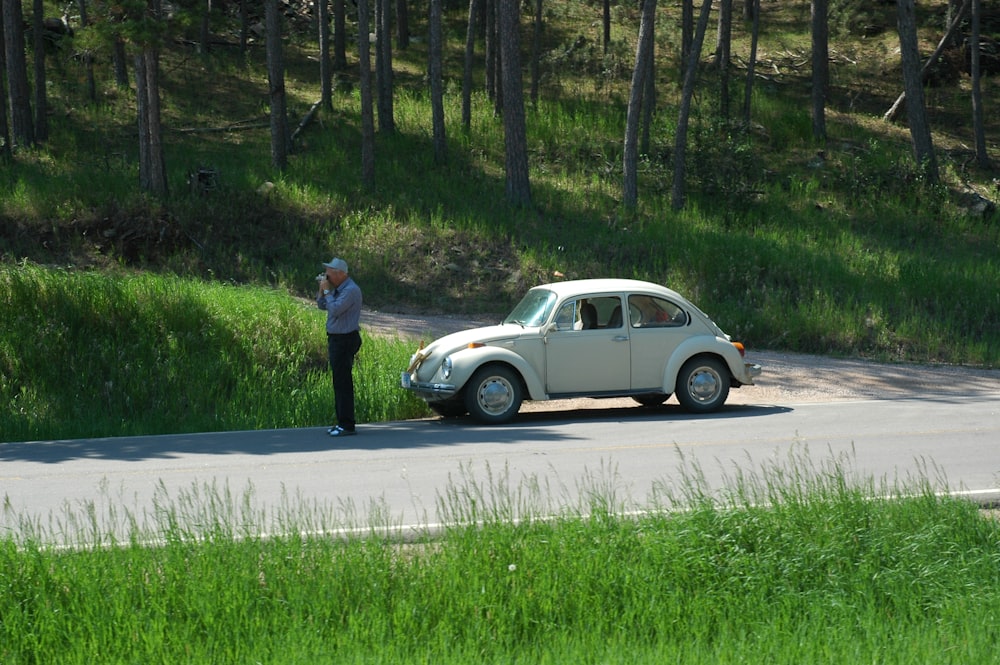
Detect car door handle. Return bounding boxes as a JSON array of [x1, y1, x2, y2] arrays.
[[612, 335, 628, 342]]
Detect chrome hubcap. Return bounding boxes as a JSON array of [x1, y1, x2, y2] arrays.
[[688, 367, 721, 403], [478, 377, 514, 414]]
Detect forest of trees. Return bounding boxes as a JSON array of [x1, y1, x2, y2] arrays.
[[0, 0, 995, 205]]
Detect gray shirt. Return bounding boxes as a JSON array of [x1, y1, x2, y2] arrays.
[[316, 277, 362, 334]]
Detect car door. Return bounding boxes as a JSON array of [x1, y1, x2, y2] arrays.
[[626, 293, 691, 391], [544, 295, 630, 395]]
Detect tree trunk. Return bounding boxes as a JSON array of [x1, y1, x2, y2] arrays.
[[895, 0, 938, 183], [461, 0, 481, 130], [3, 0, 34, 148], [199, 0, 211, 57], [144, 50, 167, 196], [716, 0, 732, 119], [31, 0, 47, 142], [883, 0, 969, 123], [135, 50, 167, 196], [239, 0, 248, 56], [396, 0, 409, 49], [135, 52, 150, 189], [970, 0, 989, 168], [113, 35, 129, 86], [640, 23, 656, 155], [94, 0, 129, 84], [375, 0, 395, 134], [624, 0, 656, 209], [0, 6, 11, 160], [491, 0, 502, 117], [76, 0, 97, 100], [680, 0, 693, 84], [671, 0, 713, 211], [529, 0, 541, 108], [945, 0, 964, 47], [132, 0, 169, 196], [358, 0, 375, 188], [742, 0, 760, 125], [602, 0, 610, 54], [319, 0, 332, 109], [498, 0, 530, 207], [484, 0, 496, 101], [265, 0, 289, 170], [429, 0, 446, 163], [333, 0, 347, 70], [811, 0, 828, 141]]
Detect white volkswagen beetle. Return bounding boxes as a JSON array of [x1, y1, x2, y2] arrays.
[[401, 278, 762, 424]]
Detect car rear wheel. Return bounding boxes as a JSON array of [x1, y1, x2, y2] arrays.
[[464, 365, 523, 424], [633, 392, 669, 407], [676, 357, 730, 413]]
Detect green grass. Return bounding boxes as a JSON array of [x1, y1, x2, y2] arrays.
[[2, 448, 998, 663], [0, 263, 427, 442]]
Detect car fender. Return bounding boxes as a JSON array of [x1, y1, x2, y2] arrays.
[[661, 336, 752, 393], [447, 345, 547, 401]]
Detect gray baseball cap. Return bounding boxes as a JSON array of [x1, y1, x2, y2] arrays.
[[322, 257, 349, 273]]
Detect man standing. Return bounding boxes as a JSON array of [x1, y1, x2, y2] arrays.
[[317, 257, 363, 437]]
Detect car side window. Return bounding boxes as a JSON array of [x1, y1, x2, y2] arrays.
[[628, 295, 688, 327], [553, 296, 627, 330], [554, 300, 578, 331], [591, 296, 624, 329], [553, 298, 607, 331]]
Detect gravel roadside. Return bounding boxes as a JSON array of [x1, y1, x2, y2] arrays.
[[362, 309, 1000, 408]]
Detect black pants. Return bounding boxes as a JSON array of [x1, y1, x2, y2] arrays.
[[327, 330, 362, 431]]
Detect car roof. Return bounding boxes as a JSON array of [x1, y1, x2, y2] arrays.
[[531, 278, 690, 304]]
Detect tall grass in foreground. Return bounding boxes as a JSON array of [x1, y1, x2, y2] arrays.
[[0, 263, 428, 442], [2, 448, 998, 663]]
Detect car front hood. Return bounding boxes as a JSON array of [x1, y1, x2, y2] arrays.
[[422, 324, 526, 357]]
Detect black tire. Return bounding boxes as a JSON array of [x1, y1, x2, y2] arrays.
[[632, 393, 670, 407], [675, 357, 730, 413], [464, 365, 523, 424], [428, 401, 468, 418]]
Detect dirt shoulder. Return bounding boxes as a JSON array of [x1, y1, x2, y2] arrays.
[[363, 309, 1000, 407]]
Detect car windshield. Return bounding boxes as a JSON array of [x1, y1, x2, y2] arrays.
[[503, 289, 558, 327]]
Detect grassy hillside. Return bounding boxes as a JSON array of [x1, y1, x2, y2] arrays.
[[1, 1, 999, 439]]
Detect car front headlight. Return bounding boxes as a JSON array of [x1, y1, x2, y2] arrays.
[[440, 356, 453, 380]]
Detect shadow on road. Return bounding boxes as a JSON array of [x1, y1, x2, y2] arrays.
[[509, 402, 793, 425], [0, 404, 791, 464]]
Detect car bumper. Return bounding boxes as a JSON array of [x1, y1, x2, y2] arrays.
[[737, 361, 763, 386], [401, 372, 458, 398]]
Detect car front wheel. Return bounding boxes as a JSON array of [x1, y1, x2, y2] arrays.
[[464, 365, 523, 424], [675, 357, 730, 413]]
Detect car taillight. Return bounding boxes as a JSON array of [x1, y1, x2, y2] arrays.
[[732, 341, 746, 357]]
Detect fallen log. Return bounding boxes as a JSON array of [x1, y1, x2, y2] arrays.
[[172, 119, 270, 134], [291, 99, 324, 143]]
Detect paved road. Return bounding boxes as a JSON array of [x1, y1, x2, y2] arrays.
[[3, 394, 999, 544]]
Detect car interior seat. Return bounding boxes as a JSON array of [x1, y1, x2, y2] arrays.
[[607, 305, 622, 328], [581, 303, 598, 329]]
